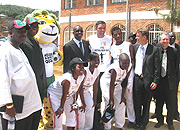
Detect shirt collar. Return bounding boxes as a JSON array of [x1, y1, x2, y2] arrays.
[[73, 38, 82, 44]]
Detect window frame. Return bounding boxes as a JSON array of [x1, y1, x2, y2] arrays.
[[87, 0, 101, 7], [65, 0, 76, 9]]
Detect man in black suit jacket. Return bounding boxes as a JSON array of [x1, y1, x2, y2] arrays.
[[133, 28, 159, 130], [20, 17, 47, 102], [63, 25, 91, 73], [168, 32, 180, 121], [154, 33, 178, 130]]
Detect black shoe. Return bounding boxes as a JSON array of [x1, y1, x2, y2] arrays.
[[127, 122, 135, 128], [134, 124, 140, 130], [168, 124, 174, 130], [140, 125, 146, 130], [174, 116, 180, 121], [151, 113, 157, 119], [154, 122, 164, 128]]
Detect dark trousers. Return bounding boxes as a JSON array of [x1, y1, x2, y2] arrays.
[[96, 72, 104, 104], [155, 76, 176, 125], [133, 76, 152, 127], [2, 110, 41, 130]]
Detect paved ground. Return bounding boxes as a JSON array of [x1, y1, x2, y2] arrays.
[[48, 66, 180, 130]]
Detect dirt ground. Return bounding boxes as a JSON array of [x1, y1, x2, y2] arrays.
[[48, 66, 180, 130]]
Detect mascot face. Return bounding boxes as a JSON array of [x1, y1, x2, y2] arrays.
[[35, 15, 59, 44]]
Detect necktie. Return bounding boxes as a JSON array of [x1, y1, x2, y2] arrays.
[[79, 42, 83, 55], [141, 46, 145, 58], [161, 50, 167, 77]]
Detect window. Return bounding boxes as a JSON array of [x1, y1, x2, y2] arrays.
[[147, 24, 164, 44], [65, 0, 76, 9], [64, 27, 73, 44], [112, 24, 126, 42], [86, 25, 97, 39], [112, 0, 127, 3], [87, 0, 100, 6]]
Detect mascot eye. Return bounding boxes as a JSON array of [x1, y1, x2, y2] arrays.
[[39, 20, 46, 25]]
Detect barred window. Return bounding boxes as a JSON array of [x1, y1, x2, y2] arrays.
[[148, 24, 164, 44], [87, 0, 101, 6], [64, 26, 73, 44], [65, 0, 76, 9], [86, 25, 97, 39], [112, 0, 127, 3]]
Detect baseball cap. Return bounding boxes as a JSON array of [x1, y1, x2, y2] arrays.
[[101, 106, 115, 123], [26, 17, 38, 25], [129, 32, 136, 38], [69, 57, 88, 69], [8, 20, 30, 31]]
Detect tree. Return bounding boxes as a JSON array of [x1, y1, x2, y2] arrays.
[[160, 0, 180, 31]]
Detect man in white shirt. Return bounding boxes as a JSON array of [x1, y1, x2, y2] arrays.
[[0, 20, 42, 130]]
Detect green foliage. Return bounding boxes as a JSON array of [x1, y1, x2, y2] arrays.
[[0, 4, 59, 20], [160, 0, 180, 26]]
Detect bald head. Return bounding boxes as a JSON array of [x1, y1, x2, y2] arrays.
[[119, 53, 130, 71]]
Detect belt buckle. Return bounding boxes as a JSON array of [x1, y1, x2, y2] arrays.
[[140, 74, 143, 78]]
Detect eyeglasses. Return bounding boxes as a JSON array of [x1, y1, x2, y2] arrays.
[[75, 30, 83, 33]]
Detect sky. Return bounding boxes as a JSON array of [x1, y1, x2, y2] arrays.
[[0, 0, 60, 11]]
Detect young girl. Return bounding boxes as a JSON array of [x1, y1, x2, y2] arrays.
[[78, 52, 100, 130], [47, 57, 87, 130]]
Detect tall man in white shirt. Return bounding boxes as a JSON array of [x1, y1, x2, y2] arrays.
[[88, 21, 112, 129], [0, 20, 42, 130]]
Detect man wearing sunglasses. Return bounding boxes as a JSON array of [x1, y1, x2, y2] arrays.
[[63, 25, 91, 73]]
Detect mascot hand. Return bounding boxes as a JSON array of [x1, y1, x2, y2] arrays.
[[53, 50, 63, 66]]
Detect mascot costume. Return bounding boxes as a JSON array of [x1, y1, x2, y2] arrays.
[[24, 10, 63, 129]]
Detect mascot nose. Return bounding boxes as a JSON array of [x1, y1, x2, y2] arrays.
[[50, 26, 55, 30]]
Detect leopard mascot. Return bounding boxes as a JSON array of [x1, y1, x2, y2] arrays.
[[24, 10, 63, 129]]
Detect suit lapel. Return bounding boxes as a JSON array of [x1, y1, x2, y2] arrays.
[[72, 40, 83, 55]]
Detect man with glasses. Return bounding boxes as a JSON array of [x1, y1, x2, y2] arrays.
[[63, 25, 91, 73]]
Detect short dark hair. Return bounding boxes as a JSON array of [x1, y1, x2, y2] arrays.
[[136, 28, 149, 39], [111, 26, 121, 36], [88, 52, 99, 61], [95, 21, 106, 29]]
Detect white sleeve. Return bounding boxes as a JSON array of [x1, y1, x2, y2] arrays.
[[0, 51, 13, 107]]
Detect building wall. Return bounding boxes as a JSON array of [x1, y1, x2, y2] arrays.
[[58, 0, 180, 50]]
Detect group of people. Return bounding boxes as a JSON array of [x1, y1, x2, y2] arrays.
[[61, 20, 180, 130], [0, 17, 179, 130]]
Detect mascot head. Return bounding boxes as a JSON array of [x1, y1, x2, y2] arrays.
[[24, 10, 60, 44]]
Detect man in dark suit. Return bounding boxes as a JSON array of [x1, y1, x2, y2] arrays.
[[168, 32, 180, 122], [154, 33, 178, 130], [133, 28, 159, 130], [63, 25, 91, 73], [20, 17, 47, 102]]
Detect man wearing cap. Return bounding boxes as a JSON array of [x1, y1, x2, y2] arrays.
[[0, 20, 42, 130], [20, 17, 47, 102], [128, 33, 136, 44]]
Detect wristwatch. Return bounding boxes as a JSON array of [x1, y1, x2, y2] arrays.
[[6, 104, 14, 109]]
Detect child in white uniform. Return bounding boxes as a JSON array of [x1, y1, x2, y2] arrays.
[[47, 58, 87, 130], [78, 52, 100, 130], [100, 53, 130, 130]]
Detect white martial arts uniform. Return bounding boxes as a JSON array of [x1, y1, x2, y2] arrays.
[[110, 41, 135, 123], [89, 35, 112, 73], [47, 72, 84, 130], [78, 65, 100, 130], [100, 63, 127, 130], [0, 42, 42, 121]]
